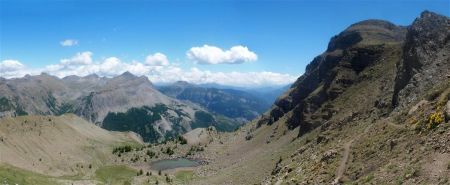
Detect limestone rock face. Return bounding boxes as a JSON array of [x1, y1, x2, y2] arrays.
[[393, 11, 450, 110], [258, 11, 449, 137], [258, 19, 407, 135]]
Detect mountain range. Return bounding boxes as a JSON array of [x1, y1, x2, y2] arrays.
[[0, 10, 449, 185], [0, 72, 245, 142]]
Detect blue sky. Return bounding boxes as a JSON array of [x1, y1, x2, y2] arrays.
[[0, 0, 449, 86]]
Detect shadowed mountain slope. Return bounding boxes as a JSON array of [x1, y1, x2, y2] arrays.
[[158, 81, 271, 121], [257, 17, 409, 134]]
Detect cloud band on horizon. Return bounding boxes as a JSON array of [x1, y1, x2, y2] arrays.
[[0, 51, 297, 87]]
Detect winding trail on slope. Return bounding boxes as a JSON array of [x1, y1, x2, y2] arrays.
[[333, 123, 374, 184], [334, 138, 354, 183], [333, 118, 404, 184]]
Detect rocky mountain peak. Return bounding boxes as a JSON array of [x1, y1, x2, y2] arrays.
[[347, 19, 400, 31], [62, 75, 81, 81], [37, 72, 58, 79], [258, 11, 448, 137], [39, 72, 51, 76], [116, 71, 136, 79], [408, 10, 450, 46], [327, 19, 406, 52], [420, 10, 447, 19], [392, 10, 449, 109], [84, 73, 100, 79], [107, 72, 152, 87], [32, 73, 65, 85], [173, 81, 191, 87]]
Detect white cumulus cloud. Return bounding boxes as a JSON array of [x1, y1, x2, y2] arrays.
[[145, 53, 169, 66], [0, 60, 37, 78], [0, 60, 25, 72], [60, 39, 78, 47], [187, 45, 258, 64], [60, 51, 93, 65]]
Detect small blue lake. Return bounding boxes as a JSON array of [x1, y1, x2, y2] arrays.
[[150, 158, 200, 171]]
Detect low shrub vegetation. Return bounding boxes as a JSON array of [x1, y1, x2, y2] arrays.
[[427, 111, 444, 129], [178, 135, 188, 144], [112, 145, 133, 155]]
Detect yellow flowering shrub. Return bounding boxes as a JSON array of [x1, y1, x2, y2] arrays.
[[427, 111, 444, 129]]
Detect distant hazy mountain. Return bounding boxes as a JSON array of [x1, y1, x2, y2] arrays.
[[158, 81, 272, 121], [195, 82, 292, 105], [0, 72, 240, 142], [244, 84, 292, 105]]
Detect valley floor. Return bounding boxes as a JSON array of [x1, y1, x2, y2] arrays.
[[1, 90, 450, 185]]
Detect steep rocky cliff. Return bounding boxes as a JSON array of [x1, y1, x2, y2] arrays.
[[255, 11, 450, 185], [258, 18, 408, 135], [393, 11, 450, 110]]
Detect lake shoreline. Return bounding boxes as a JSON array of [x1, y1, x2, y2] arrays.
[[149, 158, 205, 171]]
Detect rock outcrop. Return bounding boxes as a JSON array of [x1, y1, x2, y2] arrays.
[[392, 11, 450, 110], [258, 11, 449, 138], [258, 19, 407, 135], [260, 11, 450, 185]]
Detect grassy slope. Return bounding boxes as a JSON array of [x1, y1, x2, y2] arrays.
[[0, 114, 142, 184], [95, 165, 137, 185], [0, 114, 197, 185], [186, 44, 450, 184], [0, 164, 57, 185]]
